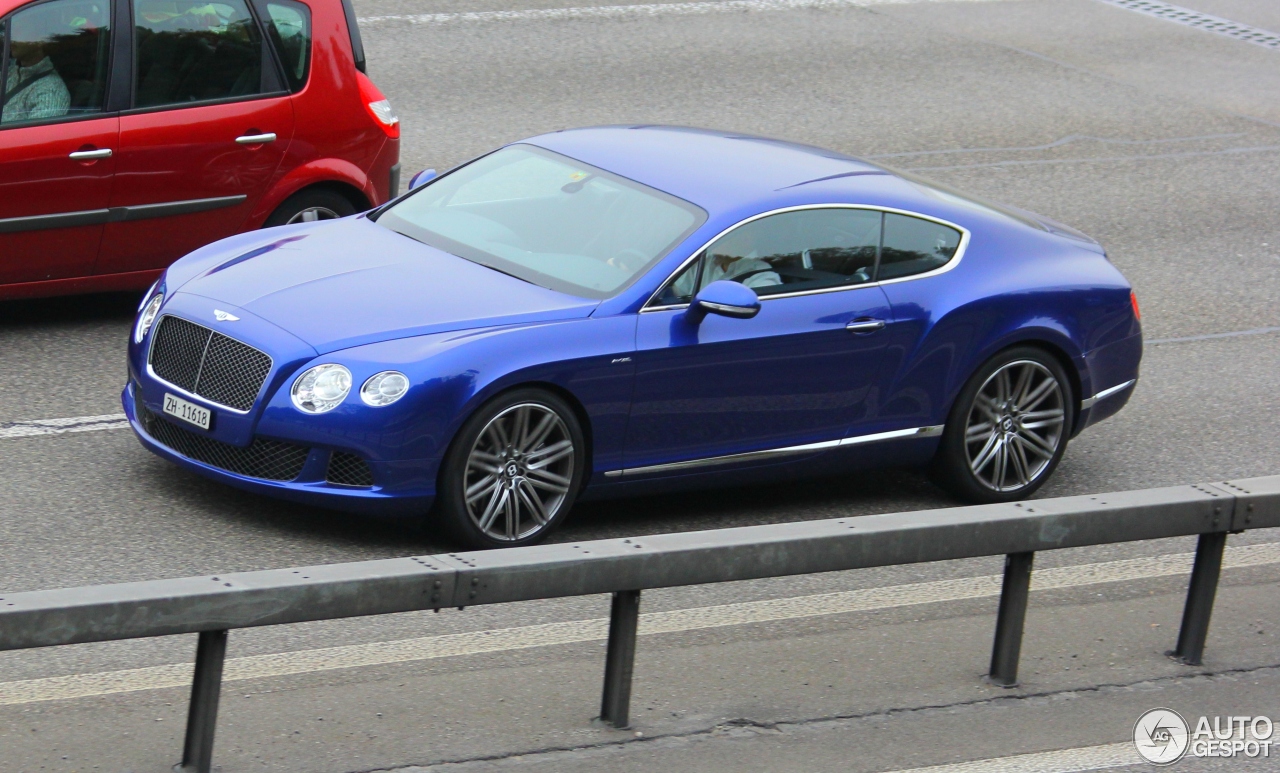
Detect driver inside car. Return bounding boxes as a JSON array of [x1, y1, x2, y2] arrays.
[[2, 6, 72, 124], [670, 227, 784, 300]]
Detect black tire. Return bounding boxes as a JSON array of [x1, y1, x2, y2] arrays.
[[929, 346, 1075, 503], [436, 388, 586, 549], [264, 188, 359, 228]]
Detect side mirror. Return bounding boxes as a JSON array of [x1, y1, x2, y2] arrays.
[[690, 280, 760, 320], [408, 169, 438, 190]]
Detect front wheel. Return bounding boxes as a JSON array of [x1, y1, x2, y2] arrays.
[[436, 389, 585, 549], [930, 347, 1075, 503]]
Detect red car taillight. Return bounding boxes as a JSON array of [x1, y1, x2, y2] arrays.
[[1130, 290, 1141, 320], [357, 71, 399, 139]]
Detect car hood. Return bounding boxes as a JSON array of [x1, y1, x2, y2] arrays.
[[170, 217, 600, 353]]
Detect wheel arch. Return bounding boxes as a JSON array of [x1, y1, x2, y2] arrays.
[[441, 380, 597, 495], [249, 159, 377, 227], [961, 334, 1087, 437]]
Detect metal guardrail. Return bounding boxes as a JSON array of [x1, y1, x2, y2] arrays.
[[3, 476, 1278, 773]]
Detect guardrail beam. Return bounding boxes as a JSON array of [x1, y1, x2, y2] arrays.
[[600, 590, 641, 728], [988, 551, 1034, 687], [176, 629, 228, 773]]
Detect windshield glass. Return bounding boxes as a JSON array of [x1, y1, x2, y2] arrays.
[[375, 145, 706, 299]]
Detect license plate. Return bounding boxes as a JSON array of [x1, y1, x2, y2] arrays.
[[163, 393, 211, 430]]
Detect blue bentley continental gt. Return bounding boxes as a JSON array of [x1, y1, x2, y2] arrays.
[[124, 126, 1142, 548]]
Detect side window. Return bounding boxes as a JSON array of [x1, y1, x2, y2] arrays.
[[878, 213, 962, 281], [1, 0, 111, 126], [262, 0, 309, 91], [652, 259, 700, 306], [133, 0, 266, 108], [698, 208, 881, 298]]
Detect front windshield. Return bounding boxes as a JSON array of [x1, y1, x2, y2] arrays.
[[376, 145, 706, 299]]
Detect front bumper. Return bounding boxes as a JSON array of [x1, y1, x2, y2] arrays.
[[124, 380, 434, 517]]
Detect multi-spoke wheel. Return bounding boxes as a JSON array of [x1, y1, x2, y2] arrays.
[[931, 347, 1075, 503], [437, 390, 585, 548]]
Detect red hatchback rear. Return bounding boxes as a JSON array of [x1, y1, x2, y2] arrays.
[[0, 0, 399, 299]]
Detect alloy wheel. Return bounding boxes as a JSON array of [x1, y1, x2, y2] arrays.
[[964, 360, 1066, 493], [462, 403, 576, 541], [286, 206, 341, 224]]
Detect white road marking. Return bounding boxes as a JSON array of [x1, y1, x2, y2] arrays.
[[885, 741, 1137, 773], [1147, 326, 1280, 345], [0, 413, 128, 439], [867, 132, 1251, 160], [1094, 0, 1280, 51], [358, 0, 1014, 26], [909, 144, 1280, 171], [2, 542, 1276, 707]]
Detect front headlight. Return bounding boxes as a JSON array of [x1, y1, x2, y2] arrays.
[[135, 293, 164, 344], [360, 371, 409, 406], [291, 364, 352, 413], [138, 280, 161, 311]]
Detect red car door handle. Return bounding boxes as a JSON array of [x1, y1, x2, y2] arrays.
[[235, 132, 277, 145], [69, 148, 113, 160]]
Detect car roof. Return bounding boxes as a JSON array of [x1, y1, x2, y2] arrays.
[[523, 126, 896, 213]]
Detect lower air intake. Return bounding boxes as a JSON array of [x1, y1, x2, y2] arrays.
[[138, 404, 309, 482], [327, 452, 374, 487]]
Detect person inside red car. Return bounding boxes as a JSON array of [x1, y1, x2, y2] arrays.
[[1, 5, 71, 124]]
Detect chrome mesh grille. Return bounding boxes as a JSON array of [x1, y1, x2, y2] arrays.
[[150, 315, 207, 391], [138, 404, 309, 481], [149, 316, 272, 411], [327, 452, 374, 487]]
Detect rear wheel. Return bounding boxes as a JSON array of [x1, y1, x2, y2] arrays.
[[436, 389, 585, 549], [264, 188, 358, 227], [930, 347, 1074, 503]]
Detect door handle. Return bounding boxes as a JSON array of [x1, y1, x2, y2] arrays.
[[846, 318, 886, 334], [235, 132, 277, 145], [69, 148, 112, 160]]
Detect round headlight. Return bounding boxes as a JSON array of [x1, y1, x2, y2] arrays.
[[361, 371, 409, 406], [291, 364, 352, 413], [135, 293, 164, 344]]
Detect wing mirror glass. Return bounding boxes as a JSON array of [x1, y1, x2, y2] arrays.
[[408, 169, 438, 190], [691, 280, 760, 320]]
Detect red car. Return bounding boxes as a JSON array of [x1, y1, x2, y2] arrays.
[[0, 0, 399, 299]]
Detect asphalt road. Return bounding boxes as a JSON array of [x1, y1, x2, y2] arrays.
[[2, 0, 1280, 770]]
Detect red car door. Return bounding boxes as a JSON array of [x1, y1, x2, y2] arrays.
[[0, 0, 116, 289], [94, 0, 294, 276]]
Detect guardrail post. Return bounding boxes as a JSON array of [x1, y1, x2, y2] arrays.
[[1169, 531, 1227, 666], [988, 551, 1034, 687], [176, 629, 228, 773], [600, 589, 641, 728]]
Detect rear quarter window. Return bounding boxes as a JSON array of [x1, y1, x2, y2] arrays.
[[877, 213, 962, 281], [260, 0, 310, 91]]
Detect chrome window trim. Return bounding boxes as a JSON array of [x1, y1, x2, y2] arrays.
[[640, 203, 971, 313], [144, 314, 272, 415], [603, 425, 943, 477], [1080, 379, 1136, 410]]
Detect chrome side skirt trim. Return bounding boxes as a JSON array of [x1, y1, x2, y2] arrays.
[[604, 425, 943, 478], [840, 425, 943, 445], [1080, 379, 1136, 410], [0, 195, 247, 234]]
